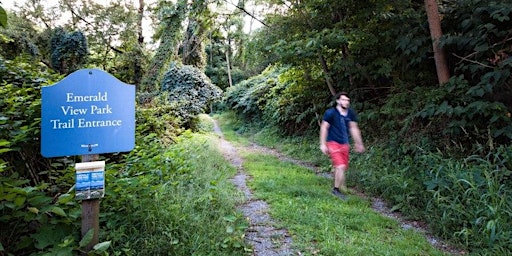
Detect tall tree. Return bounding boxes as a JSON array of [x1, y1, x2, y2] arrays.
[[181, 0, 218, 71], [424, 0, 450, 84], [11, 0, 148, 80], [139, 0, 187, 92]]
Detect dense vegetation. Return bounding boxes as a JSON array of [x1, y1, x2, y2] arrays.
[[224, 0, 512, 254], [1, 0, 511, 255]]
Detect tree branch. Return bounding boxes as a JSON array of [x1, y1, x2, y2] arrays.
[[64, 2, 125, 54], [452, 53, 494, 69], [222, 0, 269, 28]]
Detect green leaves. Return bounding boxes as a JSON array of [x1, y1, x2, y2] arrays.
[[0, 6, 7, 28], [79, 229, 94, 248], [50, 27, 88, 74], [160, 62, 223, 128]]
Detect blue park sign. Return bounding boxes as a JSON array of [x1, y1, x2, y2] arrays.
[[41, 69, 135, 157]]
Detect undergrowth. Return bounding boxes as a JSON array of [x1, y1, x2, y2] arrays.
[[216, 111, 512, 255], [102, 130, 249, 255]]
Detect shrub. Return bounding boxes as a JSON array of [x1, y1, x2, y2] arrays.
[[160, 62, 222, 128]]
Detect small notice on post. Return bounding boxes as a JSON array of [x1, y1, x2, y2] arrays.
[[75, 161, 105, 200]]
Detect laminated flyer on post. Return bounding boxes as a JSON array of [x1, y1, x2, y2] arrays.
[[75, 161, 105, 200]]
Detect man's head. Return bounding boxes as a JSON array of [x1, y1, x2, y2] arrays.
[[335, 92, 350, 110]]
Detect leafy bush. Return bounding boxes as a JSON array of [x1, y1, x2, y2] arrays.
[[0, 173, 84, 255], [135, 94, 183, 145], [223, 65, 280, 121], [0, 56, 63, 185], [160, 62, 222, 128], [50, 27, 89, 75], [414, 76, 512, 150], [223, 65, 328, 135]]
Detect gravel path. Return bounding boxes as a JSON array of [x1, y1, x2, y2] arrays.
[[213, 120, 464, 255], [214, 122, 295, 255]]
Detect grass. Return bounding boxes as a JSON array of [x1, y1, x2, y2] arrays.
[[102, 129, 250, 255], [213, 112, 329, 168], [240, 150, 445, 255], [213, 112, 448, 255]]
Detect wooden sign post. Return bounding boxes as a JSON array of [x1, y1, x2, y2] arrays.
[[80, 154, 100, 253], [40, 69, 135, 253]]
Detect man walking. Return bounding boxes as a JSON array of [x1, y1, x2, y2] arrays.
[[319, 92, 365, 200]]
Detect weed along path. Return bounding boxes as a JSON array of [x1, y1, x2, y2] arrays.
[[212, 118, 462, 255]]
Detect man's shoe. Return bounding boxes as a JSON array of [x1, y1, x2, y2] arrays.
[[332, 188, 346, 200]]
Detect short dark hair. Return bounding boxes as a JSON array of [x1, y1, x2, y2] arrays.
[[334, 91, 349, 100]]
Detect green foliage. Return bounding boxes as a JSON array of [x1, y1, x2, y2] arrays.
[[160, 62, 223, 128], [0, 56, 63, 183], [0, 56, 110, 255], [0, 174, 84, 255], [0, 6, 7, 28], [423, 148, 512, 253], [50, 27, 88, 75], [265, 66, 328, 134], [349, 145, 512, 254], [414, 76, 512, 149], [181, 19, 207, 70], [223, 65, 328, 134], [135, 94, 182, 145], [428, 0, 512, 147], [101, 132, 248, 255], [139, 0, 188, 92], [0, 15, 40, 60], [223, 66, 280, 121]]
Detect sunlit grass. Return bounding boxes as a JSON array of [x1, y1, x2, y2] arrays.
[[239, 151, 446, 255]]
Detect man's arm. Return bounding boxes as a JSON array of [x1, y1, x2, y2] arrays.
[[319, 120, 330, 155], [349, 121, 365, 153]]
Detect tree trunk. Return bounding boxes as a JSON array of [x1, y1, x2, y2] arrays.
[[225, 41, 233, 87], [424, 0, 450, 85], [138, 0, 145, 44], [318, 53, 337, 96]]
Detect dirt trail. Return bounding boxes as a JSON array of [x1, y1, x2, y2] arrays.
[[214, 122, 294, 255], [213, 120, 464, 255]]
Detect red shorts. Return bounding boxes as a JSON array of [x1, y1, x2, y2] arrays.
[[326, 141, 349, 168]]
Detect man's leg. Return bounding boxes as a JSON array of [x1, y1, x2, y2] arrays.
[[334, 165, 347, 191]]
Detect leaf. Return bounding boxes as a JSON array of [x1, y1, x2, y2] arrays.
[[57, 193, 73, 204], [0, 6, 7, 28], [93, 241, 111, 252], [0, 148, 12, 154], [31, 226, 65, 249], [28, 207, 39, 214], [50, 206, 67, 217], [79, 229, 94, 248], [222, 215, 237, 222], [14, 196, 26, 207], [474, 43, 488, 52]]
